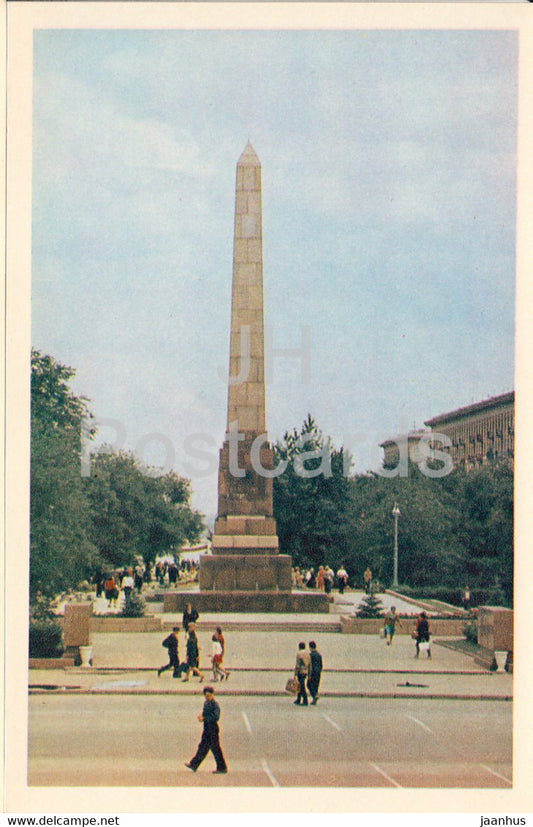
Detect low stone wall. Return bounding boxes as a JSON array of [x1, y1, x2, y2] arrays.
[[162, 590, 331, 613], [340, 616, 467, 635], [89, 616, 163, 633], [29, 658, 75, 669], [475, 606, 513, 671]]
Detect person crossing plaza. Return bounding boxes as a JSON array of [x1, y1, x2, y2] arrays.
[[384, 606, 403, 646], [307, 641, 323, 705], [293, 641, 312, 706], [157, 626, 181, 678], [185, 685, 228, 774], [182, 623, 204, 682]]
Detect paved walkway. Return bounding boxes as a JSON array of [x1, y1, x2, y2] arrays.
[[29, 623, 512, 700], [59, 587, 455, 618]]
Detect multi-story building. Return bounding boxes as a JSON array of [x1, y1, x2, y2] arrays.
[[380, 391, 514, 472], [424, 391, 514, 470]]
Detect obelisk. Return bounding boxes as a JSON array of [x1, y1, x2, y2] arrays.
[[199, 143, 293, 595]]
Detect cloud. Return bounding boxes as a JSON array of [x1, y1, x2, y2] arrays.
[[34, 71, 214, 188]]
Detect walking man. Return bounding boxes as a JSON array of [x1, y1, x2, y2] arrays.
[[293, 641, 311, 706], [336, 565, 348, 595], [158, 626, 181, 678], [185, 686, 228, 774], [384, 606, 403, 646], [307, 641, 323, 705], [324, 565, 334, 594]]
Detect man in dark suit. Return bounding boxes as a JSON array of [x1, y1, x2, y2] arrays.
[[182, 603, 199, 632], [185, 686, 228, 774], [307, 640, 323, 705], [157, 626, 181, 678]]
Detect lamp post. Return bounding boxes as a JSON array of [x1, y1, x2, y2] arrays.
[[392, 503, 401, 588]]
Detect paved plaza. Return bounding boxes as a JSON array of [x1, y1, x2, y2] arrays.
[[27, 594, 513, 789]]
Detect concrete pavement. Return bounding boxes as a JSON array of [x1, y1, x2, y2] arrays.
[[29, 617, 512, 700], [28, 695, 513, 788]]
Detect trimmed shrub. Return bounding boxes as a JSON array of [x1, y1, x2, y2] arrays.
[[396, 584, 512, 609], [462, 618, 478, 644], [29, 618, 64, 658], [121, 591, 146, 618]]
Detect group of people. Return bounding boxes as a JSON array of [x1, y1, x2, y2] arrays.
[[182, 636, 326, 774], [292, 640, 323, 706], [292, 564, 383, 595], [382, 606, 432, 658], [172, 605, 434, 775], [93, 558, 203, 612], [155, 559, 199, 587], [96, 564, 147, 608], [95, 559, 201, 608], [161, 605, 229, 774], [157, 604, 230, 683], [292, 565, 349, 594]]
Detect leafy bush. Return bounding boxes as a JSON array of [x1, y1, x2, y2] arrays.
[[462, 618, 478, 644], [397, 584, 511, 609], [121, 591, 146, 617], [29, 618, 64, 657]]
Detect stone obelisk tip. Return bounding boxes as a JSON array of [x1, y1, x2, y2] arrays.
[[238, 141, 260, 165]]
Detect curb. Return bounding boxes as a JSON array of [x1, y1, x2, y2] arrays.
[[59, 666, 490, 676], [28, 686, 513, 701]]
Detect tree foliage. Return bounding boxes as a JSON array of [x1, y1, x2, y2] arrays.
[[273, 415, 513, 605], [85, 449, 204, 568], [31, 349, 205, 598], [273, 415, 353, 570], [31, 350, 99, 598]]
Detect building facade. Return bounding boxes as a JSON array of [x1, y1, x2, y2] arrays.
[[380, 392, 514, 472], [424, 391, 514, 470], [380, 429, 430, 469]]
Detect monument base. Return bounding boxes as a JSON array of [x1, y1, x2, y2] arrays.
[[162, 590, 331, 614], [200, 553, 292, 591]]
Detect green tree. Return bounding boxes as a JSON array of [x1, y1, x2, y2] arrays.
[[347, 463, 464, 588], [273, 415, 353, 570], [450, 458, 513, 604], [355, 583, 385, 618], [30, 350, 100, 598], [85, 449, 205, 568], [31, 349, 206, 597]]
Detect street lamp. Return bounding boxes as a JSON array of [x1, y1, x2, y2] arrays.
[[392, 503, 401, 588]]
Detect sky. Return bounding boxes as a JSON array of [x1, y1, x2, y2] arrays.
[[32, 28, 517, 522]]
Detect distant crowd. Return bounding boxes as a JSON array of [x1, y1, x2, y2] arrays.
[[291, 564, 375, 594], [93, 560, 200, 608]]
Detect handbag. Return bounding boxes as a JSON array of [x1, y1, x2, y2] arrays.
[[285, 676, 299, 694], [419, 641, 430, 652]]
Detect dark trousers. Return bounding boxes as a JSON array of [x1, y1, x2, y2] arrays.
[[296, 674, 308, 705], [307, 675, 321, 700], [160, 651, 181, 677], [189, 723, 227, 771]]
